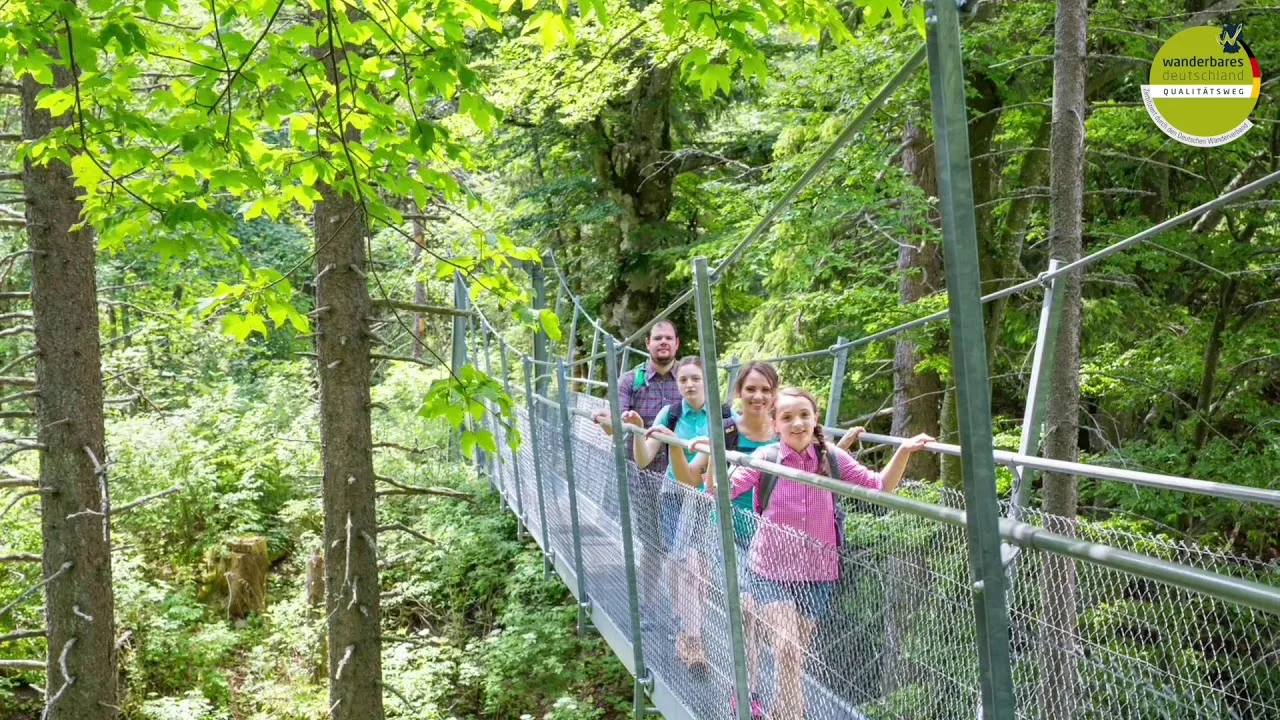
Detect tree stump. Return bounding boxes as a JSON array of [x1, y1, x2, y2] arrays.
[[306, 551, 327, 683], [306, 551, 325, 612], [226, 537, 269, 619]]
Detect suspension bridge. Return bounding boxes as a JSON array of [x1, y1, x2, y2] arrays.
[[445, 2, 1280, 718]]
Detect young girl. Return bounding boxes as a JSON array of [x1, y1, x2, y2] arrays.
[[623, 356, 721, 674], [706, 386, 934, 720]]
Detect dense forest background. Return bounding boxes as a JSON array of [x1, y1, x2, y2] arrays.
[[0, 0, 1277, 718]]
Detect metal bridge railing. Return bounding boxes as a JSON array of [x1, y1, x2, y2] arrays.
[[483, 392, 1279, 720]]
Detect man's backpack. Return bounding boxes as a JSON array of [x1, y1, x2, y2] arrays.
[[663, 402, 739, 452], [631, 363, 649, 392], [753, 443, 847, 550]]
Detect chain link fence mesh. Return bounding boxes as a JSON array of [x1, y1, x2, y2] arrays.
[[486, 389, 1279, 720]]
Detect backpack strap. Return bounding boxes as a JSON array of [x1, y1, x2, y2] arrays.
[[754, 443, 845, 516], [663, 402, 681, 430], [755, 445, 781, 514], [631, 363, 647, 392], [722, 416, 739, 453]]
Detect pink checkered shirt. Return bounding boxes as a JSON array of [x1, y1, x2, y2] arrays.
[[728, 441, 883, 582]]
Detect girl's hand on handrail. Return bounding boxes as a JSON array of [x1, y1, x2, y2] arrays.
[[644, 424, 676, 441], [900, 433, 935, 452], [688, 436, 711, 456], [836, 426, 866, 451]]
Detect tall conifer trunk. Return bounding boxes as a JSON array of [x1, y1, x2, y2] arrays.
[[21, 13, 119, 717]]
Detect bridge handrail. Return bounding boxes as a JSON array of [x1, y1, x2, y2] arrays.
[[553, 395, 1280, 614], [837, 429, 1280, 507], [536, 396, 1280, 615], [758, 167, 1280, 365], [558, 389, 1280, 508]]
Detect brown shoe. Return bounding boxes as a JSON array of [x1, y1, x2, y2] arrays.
[[684, 634, 709, 677]]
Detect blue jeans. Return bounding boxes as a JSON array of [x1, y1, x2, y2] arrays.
[[748, 568, 836, 621]]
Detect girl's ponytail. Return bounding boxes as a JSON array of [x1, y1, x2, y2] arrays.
[[812, 423, 832, 478]]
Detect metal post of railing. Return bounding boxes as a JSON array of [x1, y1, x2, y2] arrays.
[[693, 258, 752, 720], [604, 335, 650, 720], [925, 0, 1016, 717], [567, 305, 579, 367], [523, 356, 554, 575], [586, 326, 601, 385], [556, 360, 592, 637], [533, 256, 550, 402], [500, 346, 526, 540], [470, 314, 485, 475], [1011, 258, 1062, 522], [482, 329, 502, 498], [725, 356, 741, 400], [451, 272, 470, 461], [826, 336, 849, 428]]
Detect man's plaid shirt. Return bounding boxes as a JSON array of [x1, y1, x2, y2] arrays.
[[618, 361, 681, 475]]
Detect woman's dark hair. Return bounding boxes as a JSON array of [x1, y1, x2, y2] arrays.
[[733, 361, 779, 398], [772, 387, 831, 477]]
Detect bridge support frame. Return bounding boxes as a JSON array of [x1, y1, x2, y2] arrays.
[[693, 258, 753, 720], [604, 336, 651, 720], [826, 336, 849, 428], [925, 0, 1017, 716], [498, 344, 526, 539], [556, 359, 592, 637], [523, 356, 555, 576]]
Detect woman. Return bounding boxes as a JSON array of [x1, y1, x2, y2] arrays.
[[705, 387, 933, 720]]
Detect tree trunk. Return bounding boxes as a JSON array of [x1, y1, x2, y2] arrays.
[[892, 121, 942, 482], [411, 216, 427, 360], [1039, 0, 1087, 717], [1192, 277, 1239, 451], [21, 24, 120, 718], [314, 25, 385, 720], [307, 551, 327, 683], [937, 72, 1000, 490], [984, 116, 1053, 354], [589, 65, 682, 335]]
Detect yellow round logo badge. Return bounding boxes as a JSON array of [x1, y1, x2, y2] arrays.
[[1142, 24, 1261, 147]]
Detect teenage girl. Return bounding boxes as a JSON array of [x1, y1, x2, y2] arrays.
[[624, 356, 715, 673], [706, 386, 934, 720]]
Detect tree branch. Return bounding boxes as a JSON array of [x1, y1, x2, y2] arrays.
[[377, 523, 435, 544], [370, 352, 432, 368], [373, 442, 436, 456], [375, 477, 472, 501], [111, 486, 180, 516], [0, 554, 40, 564], [371, 299, 471, 318]]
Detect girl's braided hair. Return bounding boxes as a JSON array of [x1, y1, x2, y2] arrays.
[[772, 387, 832, 477]]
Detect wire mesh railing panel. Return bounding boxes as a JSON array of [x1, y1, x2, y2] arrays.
[[900, 484, 1280, 720], [828, 497, 982, 720], [533, 412, 576, 573], [1005, 522, 1279, 719], [512, 409, 544, 547], [646, 482, 738, 720], [491, 391, 1279, 720]]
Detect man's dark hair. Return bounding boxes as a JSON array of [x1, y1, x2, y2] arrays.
[[650, 320, 678, 339]]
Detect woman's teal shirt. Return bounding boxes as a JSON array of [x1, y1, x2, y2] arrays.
[[720, 430, 777, 546]]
